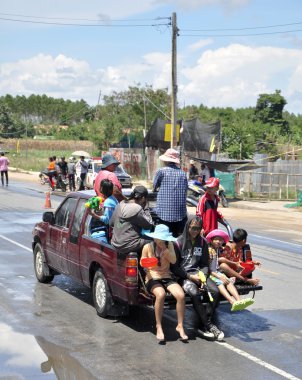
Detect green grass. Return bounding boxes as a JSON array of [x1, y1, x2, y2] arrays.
[[9, 150, 75, 172]]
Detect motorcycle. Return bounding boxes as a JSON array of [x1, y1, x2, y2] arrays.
[[187, 179, 229, 208], [39, 169, 68, 192]]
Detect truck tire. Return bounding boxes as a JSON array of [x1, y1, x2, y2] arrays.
[[34, 243, 54, 283], [92, 269, 112, 318]]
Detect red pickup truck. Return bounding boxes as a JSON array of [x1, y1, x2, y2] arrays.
[[32, 190, 262, 318]]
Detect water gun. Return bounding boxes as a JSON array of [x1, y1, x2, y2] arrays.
[[198, 271, 213, 302], [85, 196, 104, 211]]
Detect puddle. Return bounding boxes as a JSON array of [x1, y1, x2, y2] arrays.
[[0, 323, 97, 379]]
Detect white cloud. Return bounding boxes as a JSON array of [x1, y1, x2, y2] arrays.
[[1, 44, 302, 113], [188, 39, 214, 52], [179, 43, 302, 112], [153, 0, 250, 11]]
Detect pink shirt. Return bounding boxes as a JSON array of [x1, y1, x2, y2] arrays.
[[0, 156, 9, 171], [94, 170, 122, 196]]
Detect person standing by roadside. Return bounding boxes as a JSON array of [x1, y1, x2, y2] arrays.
[[189, 160, 198, 179], [0, 152, 10, 186], [94, 154, 126, 202], [67, 157, 76, 191], [78, 156, 88, 190], [153, 148, 188, 237]]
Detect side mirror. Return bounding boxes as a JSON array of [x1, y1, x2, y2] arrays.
[[43, 212, 55, 224]]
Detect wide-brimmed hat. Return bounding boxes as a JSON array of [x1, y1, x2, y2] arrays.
[[159, 148, 180, 164], [206, 229, 230, 243], [101, 154, 120, 169], [144, 224, 177, 242], [205, 177, 220, 188]]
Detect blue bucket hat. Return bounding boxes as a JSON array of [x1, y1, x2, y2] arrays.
[[144, 224, 177, 242], [101, 154, 120, 169]]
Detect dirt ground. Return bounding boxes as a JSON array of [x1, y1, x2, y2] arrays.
[[9, 169, 302, 236]]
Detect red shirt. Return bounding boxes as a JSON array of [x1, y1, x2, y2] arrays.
[[196, 192, 223, 236], [94, 170, 122, 197]]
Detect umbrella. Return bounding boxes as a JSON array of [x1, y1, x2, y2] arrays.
[[71, 150, 91, 158]]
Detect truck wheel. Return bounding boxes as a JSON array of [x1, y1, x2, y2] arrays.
[[93, 269, 112, 318], [34, 243, 54, 283]]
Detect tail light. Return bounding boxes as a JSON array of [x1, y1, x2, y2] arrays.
[[125, 256, 138, 283]]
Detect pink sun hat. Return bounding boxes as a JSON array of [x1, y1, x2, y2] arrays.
[[206, 229, 230, 243], [159, 148, 180, 164]]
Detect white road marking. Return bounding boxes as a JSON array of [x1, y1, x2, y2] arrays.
[[217, 341, 301, 380], [0, 235, 32, 252], [250, 234, 302, 248]]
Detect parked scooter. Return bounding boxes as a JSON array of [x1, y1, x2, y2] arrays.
[[187, 178, 229, 208]]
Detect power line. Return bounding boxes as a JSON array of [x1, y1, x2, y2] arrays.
[[0, 12, 170, 23], [181, 20, 302, 32], [180, 28, 302, 37], [0, 16, 170, 28]]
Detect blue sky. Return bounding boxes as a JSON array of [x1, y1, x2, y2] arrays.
[[1, 0, 302, 114]]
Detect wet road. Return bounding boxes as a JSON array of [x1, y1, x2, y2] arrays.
[[0, 180, 301, 380]]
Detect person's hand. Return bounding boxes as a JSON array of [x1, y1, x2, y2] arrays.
[[236, 261, 244, 270], [188, 273, 200, 284], [220, 274, 230, 285], [253, 260, 262, 267]]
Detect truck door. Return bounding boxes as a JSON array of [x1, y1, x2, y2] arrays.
[[67, 199, 86, 280], [46, 197, 77, 273]]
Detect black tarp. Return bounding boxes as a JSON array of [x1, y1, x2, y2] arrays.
[[187, 155, 263, 172], [144, 118, 221, 152]]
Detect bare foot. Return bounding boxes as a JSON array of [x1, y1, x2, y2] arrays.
[[245, 278, 260, 286], [176, 325, 188, 341], [156, 326, 165, 341]]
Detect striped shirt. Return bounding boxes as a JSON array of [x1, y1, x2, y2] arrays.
[[153, 164, 188, 222]]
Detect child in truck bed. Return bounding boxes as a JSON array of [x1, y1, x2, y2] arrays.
[[219, 228, 261, 286], [206, 229, 254, 312]]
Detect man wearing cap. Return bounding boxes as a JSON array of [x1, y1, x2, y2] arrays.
[[153, 148, 188, 237], [109, 185, 154, 254], [94, 154, 125, 202], [196, 177, 224, 236]]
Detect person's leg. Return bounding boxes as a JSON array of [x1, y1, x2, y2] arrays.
[[219, 263, 260, 286], [151, 285, 166, 341], [1, 171, 4, 186], [183, 279, 208, 330], [217, 284, 235, 304], [226, 282, 241, 302], [71, 175, 75, 191], [167, 283, 188, 340], [205, 277, 220, 322], [4, 170, 8, 185]]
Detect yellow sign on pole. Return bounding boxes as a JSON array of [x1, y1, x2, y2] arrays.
[[16, 139, 20, 153], [209, 136, 216, 153], [164, 123, 180, 142]]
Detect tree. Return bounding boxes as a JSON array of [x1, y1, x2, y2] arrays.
[[254, 90, 289, 136]]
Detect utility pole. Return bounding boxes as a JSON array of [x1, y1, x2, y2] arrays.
[[171, 12, 178, 148]]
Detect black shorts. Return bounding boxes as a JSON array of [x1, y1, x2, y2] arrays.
[[146, 278, 177, 294]]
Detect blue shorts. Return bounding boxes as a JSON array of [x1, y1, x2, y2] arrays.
[[210, 274, 224, 286]]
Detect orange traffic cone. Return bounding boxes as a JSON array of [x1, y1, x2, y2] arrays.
[[44, 191, 52, 209]]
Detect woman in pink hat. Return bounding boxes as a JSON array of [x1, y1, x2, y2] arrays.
[[206, 229, 254, 312]]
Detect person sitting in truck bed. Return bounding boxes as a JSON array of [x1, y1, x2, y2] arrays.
[[141, 224, 188, 343], [109, 185, 154, 254], [218, 228, 261, 286], [171, 216, 224, 341]]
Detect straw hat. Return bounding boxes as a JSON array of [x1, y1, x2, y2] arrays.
[[159, 148, 180, 164]]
